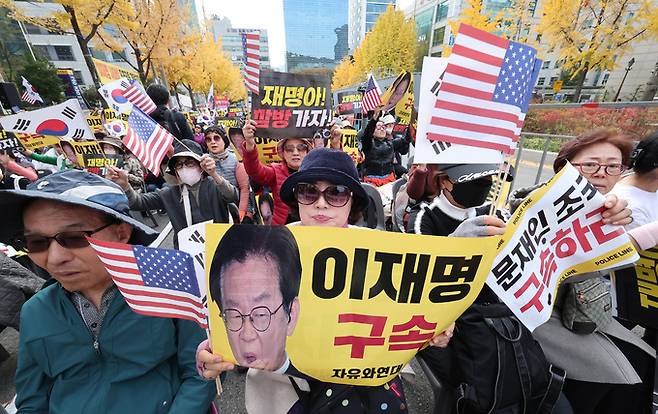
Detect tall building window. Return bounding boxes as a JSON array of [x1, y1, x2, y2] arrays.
[[32, 45, 51, 60], [53, 45, 75, 61], [436, 1, 449, 21], [432, 26, 445, 47], [537, 77, 545, 86], [542, 60, 551, 69], [549, 76, 558, 85]]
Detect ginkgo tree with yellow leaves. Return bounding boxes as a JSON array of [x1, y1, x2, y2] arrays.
[[162, 33, 246, 107], [333, 4, 416, 89], [538, 0, 658, 101]]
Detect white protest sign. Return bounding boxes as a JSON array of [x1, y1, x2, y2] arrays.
[[486, 163, 638, 331], [414, 56, 503, 164], [177, 221, 212, 306]]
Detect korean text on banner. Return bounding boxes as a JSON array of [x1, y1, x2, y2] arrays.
[[252, 71, 332, 139], [613, 248, 658, 330], [0, 130, 23, 151], [486, 163, 638, 331], [415, 57, 503, 164], [69, 141, 103, 167], [206, 224, 497, 386], [337, 128, 360, 165], [15, 133, 59, 151]]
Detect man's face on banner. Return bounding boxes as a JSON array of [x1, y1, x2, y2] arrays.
[[221, 255, 299, 371]]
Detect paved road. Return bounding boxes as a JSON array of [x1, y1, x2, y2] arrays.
[[0, 149, 558, 411]]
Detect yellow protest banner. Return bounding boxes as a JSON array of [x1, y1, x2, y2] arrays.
[[69, 141, 103, 166], [614, 248, 658, 329], [16, 133, 60, 151], [206, 224, 497, 386], [380, 71, 414, 127], [86, 109, 129, 133], [93, 58, 139, 85], [335, 128, 360, 165]]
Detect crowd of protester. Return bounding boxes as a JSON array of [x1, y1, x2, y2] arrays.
[[1, 82, 658, 414]]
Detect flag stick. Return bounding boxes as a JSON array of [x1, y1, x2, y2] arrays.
[[204, 325, 223, 396]]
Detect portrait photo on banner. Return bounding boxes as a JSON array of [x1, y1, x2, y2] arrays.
[[205, 224, 498, 386]]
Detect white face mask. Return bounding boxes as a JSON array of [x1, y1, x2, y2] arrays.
[[177, 166, 203, 186], [385, 127, 394, 135]]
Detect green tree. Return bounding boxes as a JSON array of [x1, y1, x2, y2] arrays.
[[15, 59, 65, 105], [0, 8, 32, 81]]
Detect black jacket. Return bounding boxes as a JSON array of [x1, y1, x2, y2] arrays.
[[360, 116, 410, 177], [126, 178, 230, 247], [150, 105, 194, 141]]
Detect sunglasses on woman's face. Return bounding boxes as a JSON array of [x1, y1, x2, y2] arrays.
[[284, 144, 309, 153], [16, 222, 116, 253], [294, 183, 352, 207], [205, 134, 223, 143]]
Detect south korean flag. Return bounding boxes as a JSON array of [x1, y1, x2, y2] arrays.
[[98, 78, 133, 114]]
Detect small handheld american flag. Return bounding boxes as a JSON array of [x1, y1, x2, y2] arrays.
[[428, 24, 541, 154], [88, 237, 208, 329], [123, 80, 157, 114], [123, 107, 174, 175], [361, 74, 382, 113]]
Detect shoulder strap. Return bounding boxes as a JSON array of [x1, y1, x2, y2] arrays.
[[536, 365, 566, 414]]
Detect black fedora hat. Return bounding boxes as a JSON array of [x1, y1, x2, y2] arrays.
[[280, 148, 368, 210]]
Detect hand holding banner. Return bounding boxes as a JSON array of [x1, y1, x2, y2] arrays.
[[486, 163, 638, 331]]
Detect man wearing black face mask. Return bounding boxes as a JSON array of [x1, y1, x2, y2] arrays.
[[407, 163, 511, 236]]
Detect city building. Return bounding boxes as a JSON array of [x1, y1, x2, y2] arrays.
[[209, 16, 271, 71], [348, 0, 395, 52], [282, 0, 348, 72], [14, 1, 142, 88]]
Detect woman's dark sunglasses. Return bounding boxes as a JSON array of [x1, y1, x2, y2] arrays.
[[15, 222, 116, 253], [294, 183, 352, 207]]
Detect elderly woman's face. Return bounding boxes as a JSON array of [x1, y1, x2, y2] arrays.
[[297, 180, 353, 228], [570, 142, 624, 195]]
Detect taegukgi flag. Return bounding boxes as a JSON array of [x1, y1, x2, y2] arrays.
[[98, 78, 133, 113], [0, 99, 94, 140]]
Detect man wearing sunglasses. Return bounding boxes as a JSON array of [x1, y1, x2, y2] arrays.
[[208, 225, 303, 376], [0, 169, 216, 413]]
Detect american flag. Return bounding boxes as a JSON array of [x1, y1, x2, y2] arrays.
[[88, 237, 208, 329], [241, 31, 260, 95], [361, 74, 382, 113], [428, 24, 541, 154], [123, 107, 174, 175], [122, 80, 157, 114]]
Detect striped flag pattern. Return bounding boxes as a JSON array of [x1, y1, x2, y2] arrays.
[[88, 237, 208, 329], [21, 76, 43, 105], [123, 80, 157, 114], [242, 31, 260, 94], [361, 74, 383, 113], [428, 24, 541, 154], [123, 107, 174, 175], [21, 91, 37, 105]]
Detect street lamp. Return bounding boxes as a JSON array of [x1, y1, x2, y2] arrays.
[[613, 57, 635, 101]]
